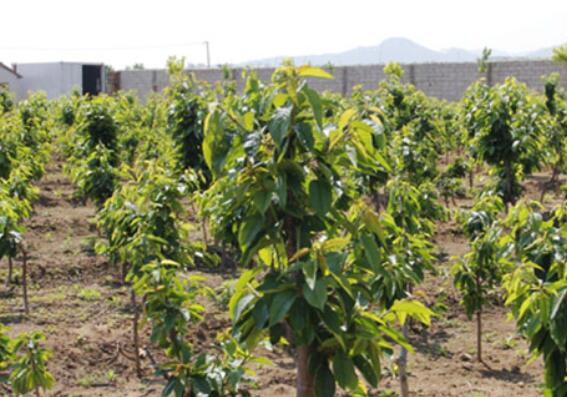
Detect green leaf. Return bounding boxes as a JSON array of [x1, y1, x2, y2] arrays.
[[303, 279, 327, 310], [238, 213, 264, 251], [252, 298, 269, 328], [302, 86, 323, 130], [353, 355, 378, 387], [269, 107, 291, 148], [233, 293, 255, 323], [551, 288, 566, 320], [338, 108, 357, 131], [315, 363, 336, 397], [229, 268, 260, 319], [298, 65, 334, 80], [269, 289, 297, 326], [302, 260, 318, 290], [296, 122, 315, 151], [253, 190, 272, 214], [549, 307, 567, 350], [360, 233, 380, 272], [243, 111, 255, 132], [321, 237, 350, 253], [309, 179, 332, 217], [332, 350, 358, 389], [390, 300, 434, 326]]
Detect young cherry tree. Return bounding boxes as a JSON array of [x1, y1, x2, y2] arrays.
[[540, 73, 567, 201], [452, 194, 507, 363], [0, 326, 54, 397], [203, 65, 432, 397], [501, 201, 567, 396], [462, 78, 548, 206]]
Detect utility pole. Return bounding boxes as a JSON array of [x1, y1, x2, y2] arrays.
[[204, 41, 211, 68]]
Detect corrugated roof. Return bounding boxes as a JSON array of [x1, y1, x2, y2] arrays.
[[0, 63, 22, 78]]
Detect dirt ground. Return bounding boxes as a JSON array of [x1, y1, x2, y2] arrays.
[[1, 158, 561, 397]]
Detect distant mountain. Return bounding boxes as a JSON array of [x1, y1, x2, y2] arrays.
[[241, 37, 554, 67]]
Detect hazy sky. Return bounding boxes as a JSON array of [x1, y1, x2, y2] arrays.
[[2, 0, 566, 69]]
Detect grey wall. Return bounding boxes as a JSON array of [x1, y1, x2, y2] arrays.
[[117, 60, 567, 102], [0, 68, 21, 98], [16, 63, 83, 100]]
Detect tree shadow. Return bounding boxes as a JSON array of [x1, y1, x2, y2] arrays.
[[0, 313, 26, 325], [412, 328, 454, 359], [479, 366, 536, 384]]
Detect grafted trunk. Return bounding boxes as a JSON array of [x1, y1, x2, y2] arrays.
[[398, 320, 410, 397], [476, 309, 482, 363], [131, 289, 142, 378], [476, 274, 483, 363], [6, 257, 13, 285], [296, 345, 315, 397], [121, 262, 129, 284], [22, 248, 29, 314]]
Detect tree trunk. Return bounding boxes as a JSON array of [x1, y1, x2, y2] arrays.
[[22, 248, 29, 314], [201, 217, 209, 247], [398, 319, 410, 397], [296, 345, 315, 397], [476, 309, 482, 363], [6, 257, 13, 285], [131, 289, 142, 378], [121, 262, 129, 284], [284, 208, 315, 397], [504, 160, 515, 207]]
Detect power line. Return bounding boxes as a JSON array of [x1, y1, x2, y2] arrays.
[[0, 42, 207, 52]]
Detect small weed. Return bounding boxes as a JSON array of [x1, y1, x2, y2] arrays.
[[106, 369, 116, 383], [431, 342, 451, 358], [374, 389, 398, 397], [77, 373, 96, 387], [109, 296, 122, 308], [78, 370, 115, 387], [77, 288, 101, 301], [500, 335, 518, 350]]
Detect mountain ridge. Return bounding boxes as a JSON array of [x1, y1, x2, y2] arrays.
[[241, 37, 554, 67]]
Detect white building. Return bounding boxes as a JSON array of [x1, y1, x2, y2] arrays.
[[0, 62, 106, 100], [0, 63, 22, 97]]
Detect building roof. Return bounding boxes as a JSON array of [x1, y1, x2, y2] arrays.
[[0, 63, 22, 78]]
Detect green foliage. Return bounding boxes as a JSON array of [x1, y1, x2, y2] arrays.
[[203, 65, 433, 396], [384, 63, 405, 80], [63, 96, 119, 207], [0, 327, 55, 396], [502, 202, 567, 396], [165, 73, 209, 179], [70, 144, 117, 207], [10, 332, 55, 395], [453, 194, 506, 319], [552, 44, 567, 68], [463, 78, 548, 204], [96, 161, 189, 271], [477, 47, 492, 73], [0, 86, 14, 114], [541, 73, 567, 182]]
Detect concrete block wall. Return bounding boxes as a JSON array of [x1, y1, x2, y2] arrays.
[[117, 60, 567, 102], [490, 60, 567, 89], [412, 62, 481, 101]]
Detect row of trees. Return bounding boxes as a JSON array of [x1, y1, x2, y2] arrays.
[[3, 49, 566, 395], [0, 90, 55, 395]]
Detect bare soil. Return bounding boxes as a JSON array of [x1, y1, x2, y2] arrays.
[[1, 159, 563, 397]]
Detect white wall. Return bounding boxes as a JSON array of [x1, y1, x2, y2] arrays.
[[0, 67, 21, 97], [15, 62, 83, 100]]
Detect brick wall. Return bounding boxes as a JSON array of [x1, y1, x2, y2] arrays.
[[116, 60, 567, 101]]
